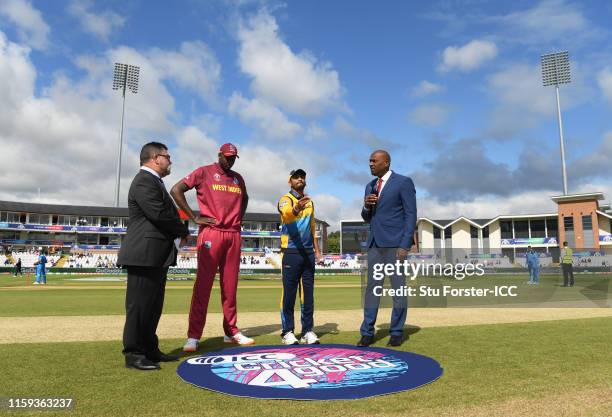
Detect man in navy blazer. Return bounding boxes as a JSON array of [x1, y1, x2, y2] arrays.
[[358, 150, 417, 347]]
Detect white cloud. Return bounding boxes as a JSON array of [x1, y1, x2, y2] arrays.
[[334, 117, 396, 149], [488, 64, 553, 114], [485, 62, 592, 138], [439, 39, 498, 72], [409, 104, 450, 127], [149, 41, 222, 108], [490, 0, 599, 47], [310, 193, 342, 230], [305, 123, 327, 140], [419, 181, 612, 221], [68, 0, 125, 42], [228, 92, 302, 140], [0, 31, 223, 206], [0, 0, 49, 50], [597, 67, 612, 104], [237, 11, 342, 116], [410, 80, 445, 98]]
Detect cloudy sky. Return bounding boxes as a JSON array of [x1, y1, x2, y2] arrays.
[[1, 0, 612, 229]]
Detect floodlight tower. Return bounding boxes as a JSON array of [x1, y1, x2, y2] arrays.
[[541, 51, 571, 195], [112, 63, 140, 207]]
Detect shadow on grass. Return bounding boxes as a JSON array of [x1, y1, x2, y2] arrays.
[[372, 324, 421, 345]]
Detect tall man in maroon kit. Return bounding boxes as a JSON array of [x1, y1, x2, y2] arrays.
[[171, 143, 255, 351]]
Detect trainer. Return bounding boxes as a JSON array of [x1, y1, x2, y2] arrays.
[[118, 142, 189, 371], [171, 142, 254, 352], [358, 150, 416, 347], [277, 169, 322, 345]]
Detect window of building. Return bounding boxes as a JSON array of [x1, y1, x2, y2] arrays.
[[28, 232, 51, 241], [564, 216, 575, 247], [470, 225, 479, 251], [77, 216, 97, 226], [547, 218, 558, 239], [108, 235, 121, 245], [514, 220, 529, 238], [28, 214, 40, 224], [52, 233, 76, 243], [444, 226, 453, 260], [433, 227, 441, 239], [500, 220, 512, 239], [0, 212, 5, 222], [530, 219, 546, 238], [582, 215, 594, 248], [4, 212, 20, 223], [470, 225, 478, 239], [77, 234, 99, 244], [0, 231, 18, 240], [444, 226, 452, 241], [482, 226, 490, 252]]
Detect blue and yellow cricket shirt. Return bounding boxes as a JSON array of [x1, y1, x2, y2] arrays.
[[278, 190, 316, 252]]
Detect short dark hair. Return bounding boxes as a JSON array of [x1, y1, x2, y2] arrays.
[[372, 149, 391, 164], [563, 241, 568, 246], [140, 142, 168, 165]]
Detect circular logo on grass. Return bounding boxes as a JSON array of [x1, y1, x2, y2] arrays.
[[177, 344, 443, 400]]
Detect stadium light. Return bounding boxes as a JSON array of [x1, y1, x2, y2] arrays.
[[541, 51, 571, 195], [112, 63, 140, 207]]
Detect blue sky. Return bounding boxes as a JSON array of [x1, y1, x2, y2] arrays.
[[1, 0, 612, 228]]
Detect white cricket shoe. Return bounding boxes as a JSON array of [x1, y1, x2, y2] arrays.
[[183, 338, 199, 352], [224, 332, 255, 345], [300, 331, 320, 345], [33, 282, 40, 285], [281, 331, 299, 345]]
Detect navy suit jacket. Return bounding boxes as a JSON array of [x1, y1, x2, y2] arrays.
[[361, 172, 417, 249]]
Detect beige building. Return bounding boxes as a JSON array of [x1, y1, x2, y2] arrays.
[[342, 192, 612, 257]]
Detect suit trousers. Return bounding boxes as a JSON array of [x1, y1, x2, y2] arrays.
[[122, 266, 168, 357], [360, 244, 407, 337]]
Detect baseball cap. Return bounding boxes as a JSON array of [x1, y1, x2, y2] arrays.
[[220, 143, 239, 158], [290, 169, 307, 178]]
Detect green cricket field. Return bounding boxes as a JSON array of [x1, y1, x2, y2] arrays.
[[0, 272, 611, 417]]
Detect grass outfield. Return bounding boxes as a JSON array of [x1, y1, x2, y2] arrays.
[[0, 273, 610, 317], [1, 272, 611, 415], [0, 318, 611, 416]]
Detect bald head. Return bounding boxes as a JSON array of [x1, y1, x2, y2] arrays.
[[369, 150, 391, 177]]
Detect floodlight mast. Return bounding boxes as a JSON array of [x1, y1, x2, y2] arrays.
[[112, 63, 140, 207], [541, 51, 571, 195]]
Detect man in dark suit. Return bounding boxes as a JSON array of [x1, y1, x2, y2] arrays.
[[118, 142, 189, 370], [358, 150, 417, 348]]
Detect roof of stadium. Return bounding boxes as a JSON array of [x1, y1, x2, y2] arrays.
[[0, 200, 329, 226]]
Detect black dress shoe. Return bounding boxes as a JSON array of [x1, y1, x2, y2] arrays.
[[148, 352, 179, 362], [357, 335, 374, 347], [125, 354, 161, 370], [387, 335, 403, 347]]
